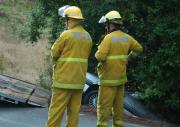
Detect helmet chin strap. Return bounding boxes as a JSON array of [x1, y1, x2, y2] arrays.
[[65, 15, 68, 30], [106, 19, 110, 34]]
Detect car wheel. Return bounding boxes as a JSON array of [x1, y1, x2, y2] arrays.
[[84, 90, 98, 109]]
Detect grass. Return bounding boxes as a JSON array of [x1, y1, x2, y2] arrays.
[[0, 0, 34, 37], [0, 0, 52, 88], [0, 54, 5, 73]]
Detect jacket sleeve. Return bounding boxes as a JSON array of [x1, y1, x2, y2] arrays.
[[128, 35, 143, 58], [95, 36, 110, 61], [88, 34, 93, 56], [51, 31, 66, 61]]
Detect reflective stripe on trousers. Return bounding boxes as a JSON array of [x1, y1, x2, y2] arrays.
[[97, 121, 109, 126], [113, 120, 123, 127]]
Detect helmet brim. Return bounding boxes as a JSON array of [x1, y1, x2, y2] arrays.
[[110, 19, 123, 25]]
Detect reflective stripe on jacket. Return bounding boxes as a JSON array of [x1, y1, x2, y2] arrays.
[[95, 30, 143, 86], [51, 25, 92, 89]]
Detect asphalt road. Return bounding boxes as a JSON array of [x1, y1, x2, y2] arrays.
[[0, 102, 149, 127]]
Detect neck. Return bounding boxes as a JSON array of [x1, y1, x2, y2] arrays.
[[106, 23, 118, 33], [67, 18, 82, 29]]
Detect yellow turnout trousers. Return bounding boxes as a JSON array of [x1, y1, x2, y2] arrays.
[[46, 88, 82, 127], [97, 85, 124, 127]]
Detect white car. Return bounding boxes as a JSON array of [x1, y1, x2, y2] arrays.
[[82, 72, 99, 108]]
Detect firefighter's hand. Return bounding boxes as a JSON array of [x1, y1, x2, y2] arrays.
[[126, 57, 133, 65], [125, 59, 128, 65], [96, 34, 106, 46]]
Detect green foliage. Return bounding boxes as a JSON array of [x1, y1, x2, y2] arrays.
[[36, 55, 53, 90], [133, 0, 180, 110], [0, 55, 5, 73], [36, 68, 52, 90], [27, 0, 180, 122], [16, 1, 46, 43], [28, 6, 44, 42], [0, 0, 34, 38], [128, 0, 180, 123]]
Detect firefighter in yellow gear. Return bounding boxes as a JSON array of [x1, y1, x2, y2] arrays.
[[95, 11, 143, 127], [46, 5, 92, 127]]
